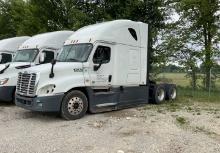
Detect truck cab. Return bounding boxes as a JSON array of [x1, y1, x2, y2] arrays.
[[15, 20, 177, 120], [0, 36, 30, 64], [0, 31, 73, 102]]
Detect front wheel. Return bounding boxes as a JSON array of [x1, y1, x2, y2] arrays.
[[61, 90, 88, 120]]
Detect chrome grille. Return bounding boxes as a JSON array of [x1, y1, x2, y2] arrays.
[[17, 72, 37, 97]]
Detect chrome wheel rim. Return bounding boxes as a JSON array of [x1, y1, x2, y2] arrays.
[[68, 97, 83, 115], [171, 88, 177, 100], [157, 89, 165, 101]]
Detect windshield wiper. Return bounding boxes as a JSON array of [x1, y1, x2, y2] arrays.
[[0, 64, 10, 74], [66, 58, 81, 62], [14, 60, 28, 62]]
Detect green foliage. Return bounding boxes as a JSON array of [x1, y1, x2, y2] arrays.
[[176, 116, 188, 126], [178, 86, 220, 103], [161, 0, 220, 90], [0, 0, 166, 76], [0, 0, 165, 46], [184, 0, 219, 89], [0, 0, 22, 39]]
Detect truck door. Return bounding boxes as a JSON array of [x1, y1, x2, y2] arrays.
[[89, 44, 113, 88]]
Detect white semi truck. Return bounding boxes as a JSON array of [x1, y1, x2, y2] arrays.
[[15, 20, 177, 120], [0, 36, 30, 64], [0, 31, 73, 102]]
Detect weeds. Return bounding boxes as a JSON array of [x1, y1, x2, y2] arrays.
[[176, 116, 188, 126], [177, 86, 220, 103], [194, 126, 217, 137]]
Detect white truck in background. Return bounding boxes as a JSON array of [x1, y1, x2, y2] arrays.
[[0, 31, 74, 102], [15, 20, 177, 120], [0, 36, 30, 64]]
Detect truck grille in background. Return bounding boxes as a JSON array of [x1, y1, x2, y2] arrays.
[[17, 72, 37, 97]]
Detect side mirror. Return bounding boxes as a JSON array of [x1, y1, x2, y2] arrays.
[[0, 54, 2, 63], [39, 52, 46, 63]]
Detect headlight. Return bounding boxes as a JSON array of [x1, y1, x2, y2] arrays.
[[38, 84, 56, 95], [0, 78, 9, 85]]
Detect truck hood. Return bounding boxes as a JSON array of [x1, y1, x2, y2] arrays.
[[0, 62, 32, 74], [24, 62, 84, 76], [22, 62, 86, 96], [0, 64, 5, 71]]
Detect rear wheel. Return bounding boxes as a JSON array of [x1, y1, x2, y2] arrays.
[[61, 90, 88, 120], [151, 85, 166, 104], [166, 85, 177, 101]]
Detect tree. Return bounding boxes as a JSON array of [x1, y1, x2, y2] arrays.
[[0, 0, 27, 39], [175, 0, 220, 90], [0, 0, 167, 73], [24, 0, 109, 32]]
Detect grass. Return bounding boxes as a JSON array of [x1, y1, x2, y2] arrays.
[[158, 73, 220, 103], [194, 126, 217, 137], [158, 73, 220, 89], [158, 73, 189, 87], [176, 116, 188, 126], [143, 72, 220, 116], [177, 86, 220, 103]]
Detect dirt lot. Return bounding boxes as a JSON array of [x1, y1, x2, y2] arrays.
[[0, 101, 219, 153]]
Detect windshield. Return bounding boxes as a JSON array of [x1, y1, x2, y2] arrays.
[[13, 49, 38, 62], [0, 52, 12, 64], [58, 43, 93, 62]]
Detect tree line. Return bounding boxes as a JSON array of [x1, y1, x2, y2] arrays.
[[0, 0, 219, 90], [0, 0, 164, 38]]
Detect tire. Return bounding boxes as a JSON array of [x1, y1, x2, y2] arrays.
[[165, 85, 177, 101], [61, 90, 88, 120], [151, 85, 166, 104]]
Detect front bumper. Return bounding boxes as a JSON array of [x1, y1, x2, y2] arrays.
[[15, 93, 64, 112], [0, 86, 15, 102]]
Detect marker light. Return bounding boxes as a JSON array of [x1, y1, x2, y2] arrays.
[[0, 78, 9, 85]]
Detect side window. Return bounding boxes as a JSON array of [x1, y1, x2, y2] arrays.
[[42, 50, 54, 63], [128, 28, 138, 41], [93, 46, 111, 64], [1, 54, 12, 64]]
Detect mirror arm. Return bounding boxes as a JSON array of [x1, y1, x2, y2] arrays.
[[49, 59, 56, 78], [94, 63, 102, 71]]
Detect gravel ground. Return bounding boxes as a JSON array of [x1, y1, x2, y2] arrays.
[[0, 102, 219, 153]]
